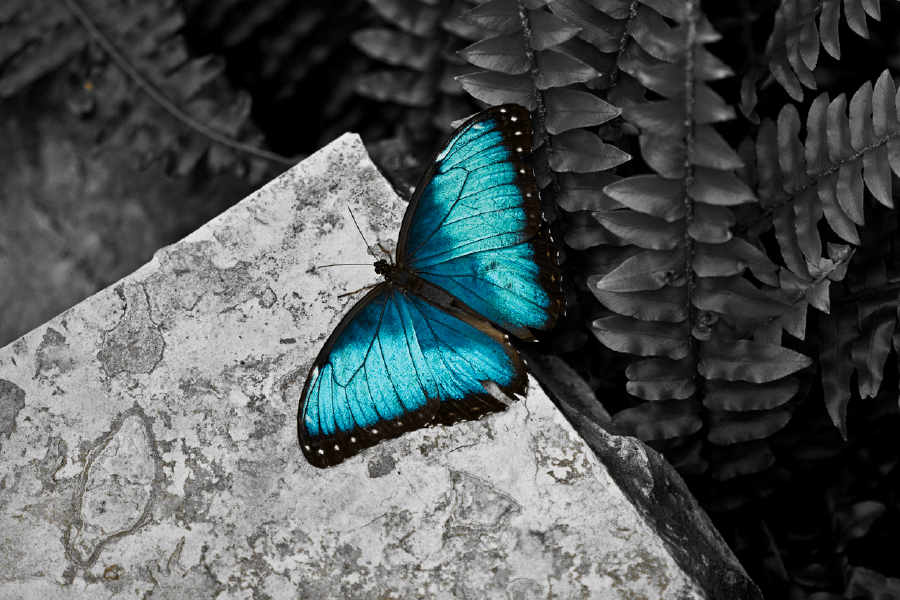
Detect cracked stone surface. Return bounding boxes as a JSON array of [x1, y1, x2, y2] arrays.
[[0, 133, 759, 599]]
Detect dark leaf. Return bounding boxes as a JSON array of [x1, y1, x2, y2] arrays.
[[543, 88, 620, 134], [603, 175, 686, 222], [590, 248, 686, 292], [793, 188, 823, 264], [843, 0, 870, 38], [535, 48, 600, 88], [774, 204, 812, 278], [837, 501, 887, 546], [369, 0, 443, 36], [703, 377, 799, 411], [689, 203, 734, 244], [456, 71, 537, 110], [557, 172, 622, 211], [836, 158, 865, 225], [778, 104, 809, 191], [708, 441, 776, 481], [528, 8, 581, 50], [689, 167, 756, 206], [849, 81, 874, 151], [593, 316, 692, 359], [623, 101, 686, 139], [690, 126, 744, 170], [351, 28, 439, 70], [708, 409, 791, 445], [850, 296, 897, 398], [611, 398, 702, 441], [638, 0, 688, 21], [699, 338, 812, 383], [693, 238, 777, 278], [355, 70, 434, 107], [805, 93, 833, 175], [845, 567, 900, 600], [548, 0, 625, 52], [863, 143, 894, 208], [827, 94, 852, 163], [756, 118, 785, 208], [817, 174, 859, 244], [693, 276, 795, 318], [819, 306, 857, 439], [550, 130, 631, 172], [640, 133, 685, 178], [458, 33, 530, 75], [626, 356, 697, 401], [564, 211, 621, 249], [593, 210, 683, 250], [461, 0, 522, 33], [693, 83, 736, 124], [593, 285, 689, 323], [872, 70, 900, 139]]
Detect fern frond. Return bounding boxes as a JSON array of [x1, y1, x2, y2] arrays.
[[588, 3, 813, 496], [546, 0, 675, 109], [0, 0, 274, 178], [353, 0, 481, 129], [741, 0, 888, 118], [750, 71, 900, 294], [456, 0, 631, 201], [453, 0, 635, 360], [818, 208, 899, 438]]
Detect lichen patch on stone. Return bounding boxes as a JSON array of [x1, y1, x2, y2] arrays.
[[96, 284, 164, 377]]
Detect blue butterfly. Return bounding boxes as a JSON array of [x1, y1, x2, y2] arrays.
[[298, 105, 562, 468]]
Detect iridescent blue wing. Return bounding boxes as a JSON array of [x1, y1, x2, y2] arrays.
[[397, 105, 562, 340], [297, 283, 526, 468]]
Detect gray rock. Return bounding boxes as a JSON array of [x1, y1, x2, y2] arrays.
[[0, 133, 759, 599]]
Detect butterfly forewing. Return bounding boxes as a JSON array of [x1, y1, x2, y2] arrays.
[[397, 105, 561, 340]]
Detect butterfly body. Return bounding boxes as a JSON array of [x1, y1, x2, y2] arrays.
[[298, 105, 562, 469]]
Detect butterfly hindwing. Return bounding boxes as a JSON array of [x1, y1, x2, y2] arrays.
[[397, 105, 562, 340], [298, 285, 526, 468]]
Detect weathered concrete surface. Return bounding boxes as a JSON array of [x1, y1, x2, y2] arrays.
[[0, 133, 752, 599]]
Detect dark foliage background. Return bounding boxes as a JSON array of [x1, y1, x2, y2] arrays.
[[2, 0, 900, 597]]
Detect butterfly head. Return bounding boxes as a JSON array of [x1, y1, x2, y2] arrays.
[[373, 259, 390, 276]]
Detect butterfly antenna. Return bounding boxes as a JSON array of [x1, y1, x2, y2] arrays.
[[315, 263, 371, 269], [338, 283, 377, 299], [348, 208, 379, 260]]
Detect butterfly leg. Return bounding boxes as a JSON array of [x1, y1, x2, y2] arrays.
[[338, 283, 378, 298], [377, 243, 394, 264]]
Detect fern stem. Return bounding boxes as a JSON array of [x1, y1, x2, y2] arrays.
[[517, 0, 561, 216], [683, 0, 699, 337], [759, 515, 791, 583], [59, 0, 297, 166], [748, 250, 853, 336], [739, 130, 900, 235], [607, 1, 641, 92]]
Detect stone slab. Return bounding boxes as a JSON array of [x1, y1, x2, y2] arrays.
[[0, 133, 733, 598]]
